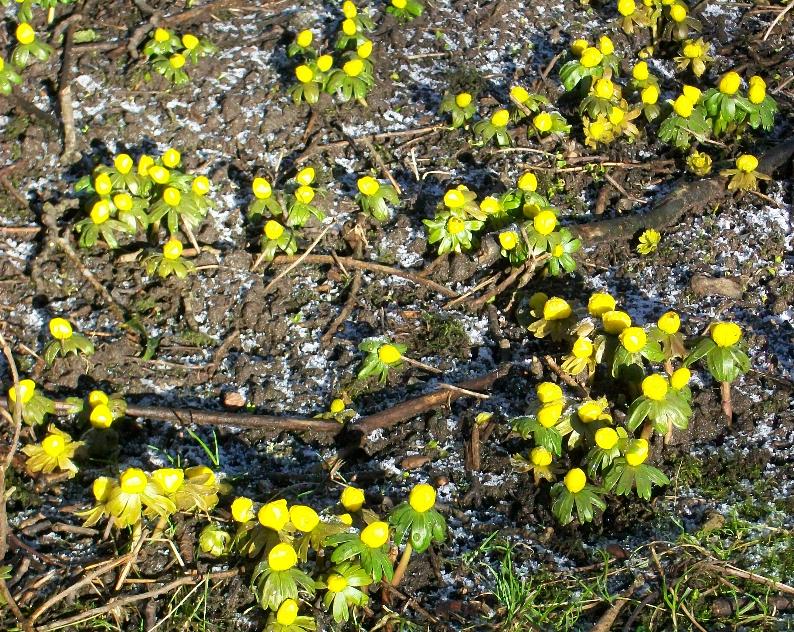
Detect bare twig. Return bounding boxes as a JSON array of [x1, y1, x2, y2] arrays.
[[260, 223, 332, 289], [542, 355, 589, 398], [763, 0, 794, 40], [589, 576, 645, 632], [58, 17, 81, 162]]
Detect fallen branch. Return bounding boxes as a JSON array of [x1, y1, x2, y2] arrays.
[[270, 254, 458, 298], [354, 364, 511, 436], [573, 137, 794, 243]]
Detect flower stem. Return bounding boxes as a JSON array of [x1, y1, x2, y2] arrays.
[[391, 542, 413, 588], [720, 381, 733, 428], [640, 420, 654, 441]]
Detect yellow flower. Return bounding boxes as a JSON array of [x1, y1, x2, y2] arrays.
[[657, 311, 680, 334], [748, 81, 765, 105], [93, 476, 114, 502], [735, 154, 758, 173], [330, 398, 346, 413], [392, 0, 407, 8], [682, 40, 703, 58], [296, 166, 315, 186], [718, 71, 741, 95], [446, 217, 465, 234], [710, 322, 741, 347], [269, 542, 298, 571], [642, 374, 669, 400], [533, 111, 552, 132], [154, 27, 170, 43], [619, 326, 647, 353], [360, 521, 389, 548], [632, 61, 649, 81], [338, 513, 353, 525], [296, 29, 313, 48], [342, 18, 357, 36], [294, 185, 315, 204], [113, 193, 132, 212], [357, 39, 373, 59], [8, 379, 36, 404], [598, 35, 615, 56], [88, 390, 108, 407], [169, 53, 186, 69], [595, 427, 618, 450], [149, 165, 170, 184], [669, 3, 687, 22], [409, 483, 436, 512], [343, 59, 363, 77], [564, 468, 587, 493], [528, 292, 548, 315], [518, 171, 537, 192], [343, 0, 358, 17], [537, 382, 563, 403], [264, 220, 285, 241], [327, 573, 348, 593], [499, 231, 518, 250], [618, 0, 636, 15], [491, 109, 510, 127], [289, 505, 320, 532], [94, 173, 112, 196], [687, 150, 712, 176], [602, 309, 632, 334], [637, 228, 661, 255], [608, 107, 625, 125], [357, 176, 380, 196], [530, 446, 553, 467], [571, 39, 589, 56], [480, 196, 501, 215], [340, 486, 365, 511], [89, 404, 114, 429], [162, 148, 181, 168], [49, 317, 73, 340], [572, 337, 594, 359], [192, 176, 210, 196], [277, 599, 299, 626], [672, 95, 693, 118], [162, 238, 183, 261], [580, 47, 603, 68], [22, 426, 82, 477], [533, 210, 558, 235], [538, 402, 564, 427], [682, 84, 701, 103], [588, 292, 616, 317], [259, 499, 290, 531], [90, 200, 110, 224], [120, 467, 148, 494], [182, 34, 199, 50], [378, 343, 402, 364], [138, 154, 154, 177], [578, 398, 608, 422], [114, 153, 133, 174], [252, 177, 272, 199], [295, 64, 314, 83], [625, 438, 648, 466], [455, 92, 472, 108], [543, 297, 572, 320], [231, 496, 255, 522], [163, 187, 181, 207], [641, 85, 659, 105], [151, 468, 184, 494], [510, 85, 530, 103], [317, 54, 334, 72], [671, 367, 691, 390], [16, 23, 36, 45]]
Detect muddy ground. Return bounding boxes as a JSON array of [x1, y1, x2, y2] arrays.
[[1, 0, 793, 630]]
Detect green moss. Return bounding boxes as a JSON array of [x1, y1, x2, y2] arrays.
[[176, 328, 216, 348], [413, 311, 470, 359]]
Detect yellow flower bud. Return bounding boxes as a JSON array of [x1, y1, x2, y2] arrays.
[[455, 92, 472, 108], [682, 84, 701, 103], [443, 188, 465, 208], [360, 521, 389, 548], [182, 34, 199, 50], [571, 39, 589, 57], [119, 468, 148, 494], [632, 61, 649, 81], [231, 497, 255, 522], [357, 176, 380, 196], [735, 154, 758, 173], [113, 193, 132, 212], [564, 468, 587, 493], [711, 322, 742, 347], [538, 402, 564, 427], [90, 200, 110, 224], [276, 599, 299, 626], [89, 404, 114, 429], [149, 165, 170, 184], [113, 153, 133, 175], [588, 293, 616, 317], [657, 311, 680, 334], [642, 374, 669, 401], [138, 154, 154, 177], [718, 71, 741, 96], [151, 468, 184, 494], [671, 367, 691, 390], [530, 446, 553, 467], [641, 84, 659, 105], [162, 148, 180, 168], [619, 326, 647, 353], [296, 166, 315, 186], [518, 171, 537, 192], [295, 64, 314, 83], [594, 78, 614, 100], [296, 29, 313, 48], [317, 54, 334, 72], [669, 4, 687, 22], [748, 82, 765, 105], [625, 438, 649, 466], [480, 196, 501, 215], [672, 95, 694, 118], [169, 53, 186, 69], [163, 187, 181, 207], [8, 379, 36, 405], [252, 177, 272, 199], [42, 433, 66, 458], [327, 573, 348, 592], [289, 505, 320, 532], [49, 317, 73, 340], [162, 238, 183, 261], [93, 476, 113, 501], [533, 210, 558, 235], [618, 0, 636, 15], [154, 27, 170, 43], [343, 58, 363, 77], [409, 483, 436, 513], [357, 39, 373, 59], [294, 185, 315, 204], [543, 296, 571, 320], [94, 173, 112, 196], [268, 543, 298, 571], [491, 109, 510, 127], [259, 499, 290, 531], [580, 47, 603, 68], [88, 390, 108, 408], [343, 0, 358, 18], [340, 486, 365, 511], [533, 111, 552, 132], [510, 85, 530, 103], [499, 231, 518, 250], [192, 175, 210, 196], [342, 18, 357, 36], [602, 309, 632, 334], [595, 427, 619, 450], [572, 337, 594, 359], [338, 513, 353, 525], [264, 220, 284, 241], [330, 398, 346, 413], [392, 0, 407, 8], [16, 23, 36, 45], [682, 41, 702, 58], [537, 381, 563, 403], [378, 343, 402, 364], [598, 35, 615, 56], [578, 399, 607, 422]]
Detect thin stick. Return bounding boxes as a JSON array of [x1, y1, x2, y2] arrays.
[[763, 0, 794, 40], [181, 220, 202, 255], [589, 576, 645, 632], [261, 223, 332, 290], [402, 356, 444, 375], [270, 254, 458, 298], [58, 18, 80, 162], [543, 355, 589, 398], [321, 269, 362, 345], [444, 273, 500, 309], [361, 137, 402, 195]]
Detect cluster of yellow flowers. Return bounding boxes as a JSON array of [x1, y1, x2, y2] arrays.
[[143, 27, 216, 85]]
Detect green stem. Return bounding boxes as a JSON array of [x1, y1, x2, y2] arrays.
[[391, 542, 413, 588]]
